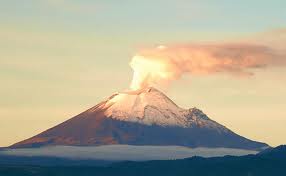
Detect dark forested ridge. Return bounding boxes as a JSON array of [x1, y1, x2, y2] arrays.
[[0, 145, 285, 176]]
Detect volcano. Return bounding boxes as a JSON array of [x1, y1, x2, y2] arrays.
[[11, 87, 268, 151]]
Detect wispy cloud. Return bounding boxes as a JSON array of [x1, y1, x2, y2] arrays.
[[248, 28, 286, 50]]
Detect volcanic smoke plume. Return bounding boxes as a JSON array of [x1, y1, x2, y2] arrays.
[[129, 43, 285, 90]]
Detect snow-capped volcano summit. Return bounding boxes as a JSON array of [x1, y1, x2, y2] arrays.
[[11, 87, 269, 151], [104, 87, 184, 126], [92, 87, 227, 130]]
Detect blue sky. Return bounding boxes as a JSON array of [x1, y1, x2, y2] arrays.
[[1, 0, 285, 33]]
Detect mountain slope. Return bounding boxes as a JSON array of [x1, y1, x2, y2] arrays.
[[10, 87, 268, 150]]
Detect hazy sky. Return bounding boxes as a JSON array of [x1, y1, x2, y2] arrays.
[[1, 0, 286, 147]]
